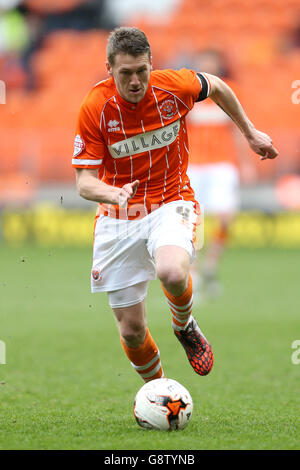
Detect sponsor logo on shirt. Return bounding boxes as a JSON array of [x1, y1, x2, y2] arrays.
[[73, 134, 85, 156], [108, 119, 121, 132], [108, 119, 180, 159]]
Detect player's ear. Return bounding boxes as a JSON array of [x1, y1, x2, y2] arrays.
[[106, 61, 113, 77], [150, 56, 153, 71]]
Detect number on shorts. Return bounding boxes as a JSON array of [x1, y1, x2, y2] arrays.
[[176, 206, 191, 222]]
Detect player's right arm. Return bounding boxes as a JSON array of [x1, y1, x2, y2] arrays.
[[76, 168, 139, 207], [73, 89, 139, 207]]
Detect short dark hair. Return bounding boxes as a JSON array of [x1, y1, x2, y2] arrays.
[[106, 27, 151, 65]]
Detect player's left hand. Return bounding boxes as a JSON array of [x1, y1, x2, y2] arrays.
[[247, 129, 278, 160]]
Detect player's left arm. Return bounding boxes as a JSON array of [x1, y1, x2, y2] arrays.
[[202, 73, 278, 160]]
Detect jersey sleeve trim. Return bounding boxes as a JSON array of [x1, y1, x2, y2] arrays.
[[72, 158, 103, 167], [196, 73, 211, 101]]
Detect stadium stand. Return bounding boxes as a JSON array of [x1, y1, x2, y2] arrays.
[[24, 0, 86, 13], [0, 0, 299, 195]]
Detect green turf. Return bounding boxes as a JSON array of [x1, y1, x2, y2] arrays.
[[0, 244, 299, 450]]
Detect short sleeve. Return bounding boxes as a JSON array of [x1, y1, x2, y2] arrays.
[[153, 68, 209, 110], [176, 68, 203, 106], [72, 99, 105, 169]]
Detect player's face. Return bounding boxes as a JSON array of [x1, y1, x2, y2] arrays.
[[107, 53, 152, 104]]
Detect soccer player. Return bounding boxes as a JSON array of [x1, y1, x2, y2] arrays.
[[73, 27, 278, 382], [187, 49, 257, 298]]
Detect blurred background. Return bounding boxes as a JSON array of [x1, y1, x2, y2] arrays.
[[0, 0, 300, 247]]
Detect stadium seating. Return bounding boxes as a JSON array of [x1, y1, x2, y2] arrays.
[[24, 0, 86, 14], [0, 0, 299, 190]]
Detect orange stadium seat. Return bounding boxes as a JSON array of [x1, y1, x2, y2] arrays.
[[24, 0, 85, 14], [31, 30, 107, 87], [1, 0, 299, 185], [35, 128, 75, 182], [0, 129, 20, 174]]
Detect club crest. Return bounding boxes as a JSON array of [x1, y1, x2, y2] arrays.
[[73, 134, 85, 156], [159, 99, 177, 120], [92, 268, 102, 281]]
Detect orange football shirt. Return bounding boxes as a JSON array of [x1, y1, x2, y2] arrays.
[[72, 68, 210, 219]]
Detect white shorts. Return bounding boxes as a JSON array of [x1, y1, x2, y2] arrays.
[[187, 162, 240, 214], [91, 200, 199, 293]]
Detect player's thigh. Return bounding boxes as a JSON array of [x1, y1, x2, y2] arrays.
[[147, 200, 199, 282], [155, 245, 190, 286], [91, 215, 156, 293]]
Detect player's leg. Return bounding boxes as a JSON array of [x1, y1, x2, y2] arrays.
[[112, 295, 147, 348], [108, 283, 164, 382], [147, 202, 214, 376], [92, 215, 161, 382], [155, 244, 213, 376], [155, 245, 190, 296], [155, 244, 193, 329], [149, 201, 198, 330]]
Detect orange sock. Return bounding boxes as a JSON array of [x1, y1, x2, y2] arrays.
[[161, 274, 193, 331], [120, 329, 164, 382]]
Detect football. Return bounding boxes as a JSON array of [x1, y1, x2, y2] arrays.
[[133, 378, 193, 431]]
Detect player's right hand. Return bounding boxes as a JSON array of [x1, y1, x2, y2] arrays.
[[118, 180, 140, 207]]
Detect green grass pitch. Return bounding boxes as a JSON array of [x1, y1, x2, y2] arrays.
[[0, 244, 299, 450]]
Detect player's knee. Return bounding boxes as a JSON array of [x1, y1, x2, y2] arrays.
[[121, 324, 146, 348], [157, 265, 187, 290]]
